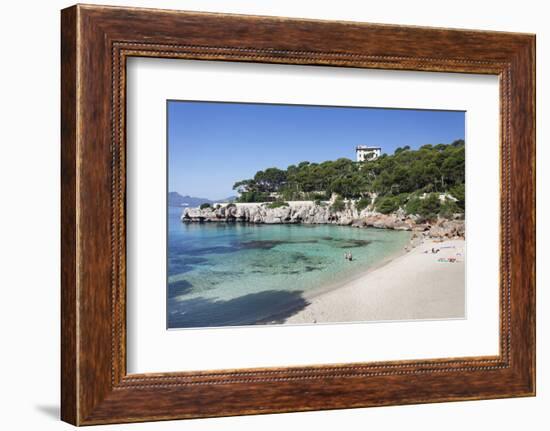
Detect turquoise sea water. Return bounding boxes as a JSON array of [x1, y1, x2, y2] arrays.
[[167, 206, 410, 328]]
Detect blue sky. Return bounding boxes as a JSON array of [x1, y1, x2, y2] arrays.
[[168, 101, 465, 200]]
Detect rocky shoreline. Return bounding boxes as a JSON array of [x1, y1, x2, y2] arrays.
[[181, 202, 465, 241]]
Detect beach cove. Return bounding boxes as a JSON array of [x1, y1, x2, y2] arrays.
[[168, 205, 465, 328]]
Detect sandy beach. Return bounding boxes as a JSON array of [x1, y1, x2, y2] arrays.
[[285, 238, 465, 324]]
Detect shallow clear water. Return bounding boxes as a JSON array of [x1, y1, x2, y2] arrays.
[[167, 206, 410, 328]]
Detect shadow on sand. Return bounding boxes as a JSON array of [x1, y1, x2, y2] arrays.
[[168, 289, 308, 329]]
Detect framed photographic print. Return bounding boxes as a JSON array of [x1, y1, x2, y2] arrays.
[[61, 4, 536, 425]]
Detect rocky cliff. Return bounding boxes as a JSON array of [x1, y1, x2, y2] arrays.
[[181, 202, 465, 239]]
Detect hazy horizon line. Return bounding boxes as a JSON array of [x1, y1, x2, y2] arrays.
[[169, 190, 237, 201]]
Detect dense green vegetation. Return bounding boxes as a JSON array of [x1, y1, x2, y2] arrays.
[[355, 196, 371, 212], [233, 140, 465, 217], [376, 196, 400, 214], [330, 197, 346, 213]]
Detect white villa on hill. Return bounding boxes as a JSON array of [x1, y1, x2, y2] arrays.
[[356, 145, 382, 162]]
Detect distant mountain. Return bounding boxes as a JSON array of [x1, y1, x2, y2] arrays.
[[168, 192, 212, 207], [168, 192, 238, 207]]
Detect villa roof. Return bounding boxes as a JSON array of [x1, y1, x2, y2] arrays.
[[356, 146, 381, 150]]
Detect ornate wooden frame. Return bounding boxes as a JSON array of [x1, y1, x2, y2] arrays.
[[61, 4, 536, 425]]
